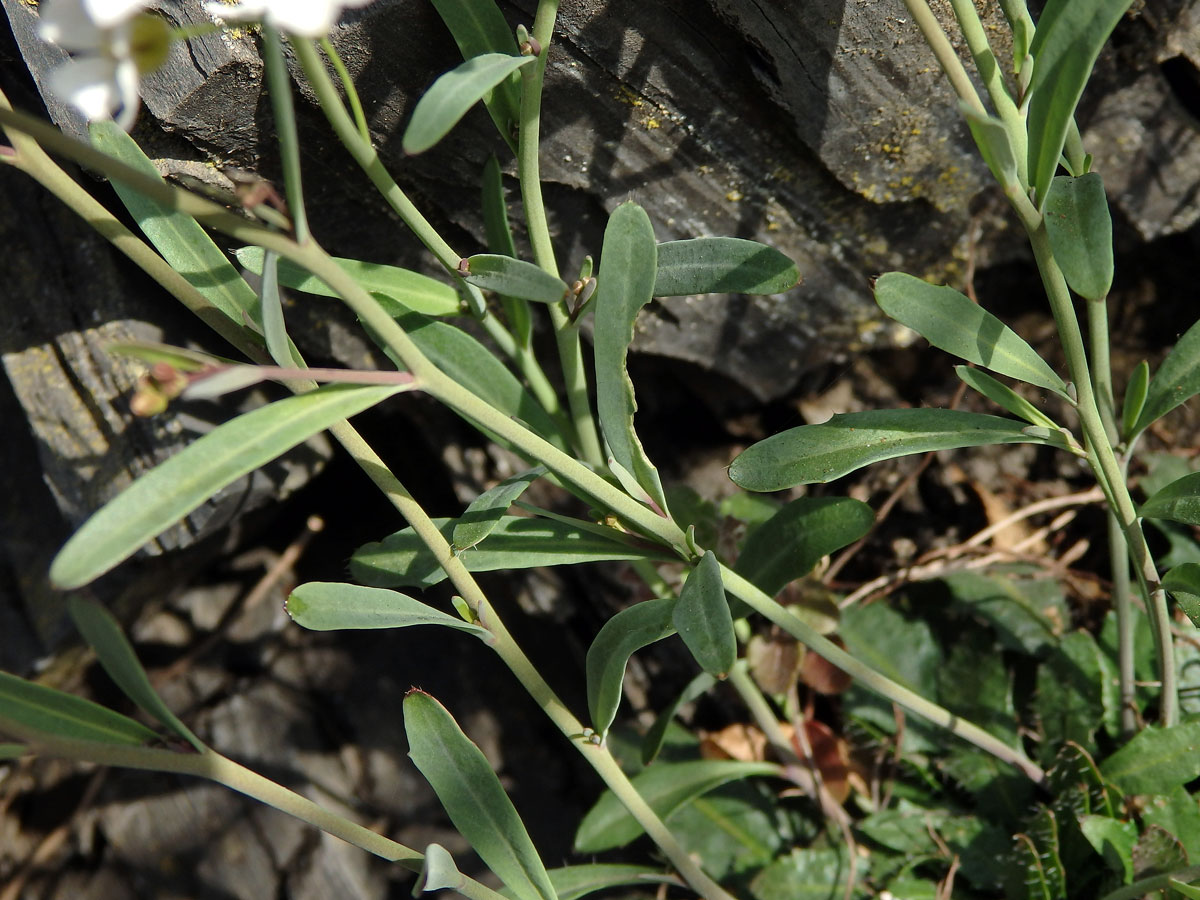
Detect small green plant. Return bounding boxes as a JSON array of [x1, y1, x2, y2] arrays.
[[4, 0, 1200, 897]]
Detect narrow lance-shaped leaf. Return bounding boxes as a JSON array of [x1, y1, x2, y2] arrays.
[[1163, 564, 1200, 627], [403, 54, 536, 155], [452, 466, 547, 552], [68, 597, 205, 752], [1134, 317, 1200, 435], [653, 237, 800, 296], [90, 121, 260, 327], [1121, 360, 1150, 440], [586, 598, 677, 737], [673, 551, 736, 678], [285, 582, 489, 638], [235, 247, 460, 317], [539, 864, 682, 900], [429, 0, 523, 152], [390, 311, 569, 453], [735, 496, 875, 598], [1043, 173, 1114, 301], [404, 691, 557, 900], [50, 384, 411, 589], [464, 255, 569, 304], [594, 202, 669, 513], [1026, 0, 1134, 207], [353, 516, 674, 589], [729, 408, 1052, 491], [259, 249, 295, 367], [1141, 472, 1200, 526], [956, 366, 1059, 429], [574, 759, 780, 853], [0, 669, 159, 747], [875, 272, 1067, 394]]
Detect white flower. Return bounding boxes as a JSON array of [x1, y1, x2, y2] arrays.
[[205, 0, 376, 38], [38, 0, 168, 130]]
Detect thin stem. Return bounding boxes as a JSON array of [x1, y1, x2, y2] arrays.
[[946, 0, 1027, 184], [1098, 867, 1200, 900], [263, 26, 309, 243], [517, 0, 604, 467], [1027, 225, 1177, 725], [900, 0, 988, 117], [719, 565, 1047, 784], [323, 424, 734, 900], [290, 40, 461, 274], [319, 37, 371, 144]]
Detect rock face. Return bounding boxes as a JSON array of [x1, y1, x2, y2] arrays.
[[3, 0, 1200, 650]]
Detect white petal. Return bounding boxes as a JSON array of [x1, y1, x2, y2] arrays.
[[47, 56, 121, 120], [38, 0, 104, 50], [82, 0, 151, 29], [204, 0, 272, 24], [206, 0, 371, 36]]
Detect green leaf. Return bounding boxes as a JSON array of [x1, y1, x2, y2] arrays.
[[734, 496, 874, 597], [594, 202, 669, 513], [748, 847, 865, 900], [51, 384, 409, 589], [1172, 879, 1200, 899], [414, 843, 466, 895], [465, 255, 569, 304], [403, 53, 536, 155], [1036, 631, 1107, 764], [585, 598, 677, 737], [285, 582, 488, 638], [390, 312, 568, 451], [481, 155, 531, 345], [1043, 173, 1114, 301], [940, 568, 1067, 655], [641, 671, 717, 765], [404, 691, 556, 900], [1142, 472, 1200, 526], [1122, 360, 1150, 440], [429, 0, 523, 152], [956, 366, 1059, 428], [574, 759, 778, 853], [1163, 564, 1200, 627], [874, 272, 1067, 393], [668, 783, 800, 881], [0, 744, 26, 759], [68, 598, 204, 752], [353, 516, 672, 589], [1026, 0, 1134, 207], [1100, 722, 1200, 794], [961, 104, 1019, 186], [653, 238, 800, 296], [673, 551, 736, 678], [0, 669, 158, 747], [1135, 318, 1200, 435], [729, 408, 1050, 490], [534, 864, 680, 900], [1133, 825, 1187, 880], [1080, 815, 1137, 883], [259, 249, 296, 367], [939, 631, 1019, 746], [719, 492, 782, 528], [235, 247, 460, 317], [1142, 785, 1200, 862], [1010, 807, 1066, 900], [452, 467, 547, 552], [90, 121, 260, 327]]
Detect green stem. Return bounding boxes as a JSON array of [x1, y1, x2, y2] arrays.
[[517, 0, 605, 468], [321, 424, 733, 900], [946, 0, 1028, 184], [719, 565, 1047, 784], [1098, 866, 1200, 900], [1027, 225, 1177, 726], [319, 37, 371, 144], [900, 0, 988, 116], [263, 26, 309, 243], [290, 40, 461, 274]]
